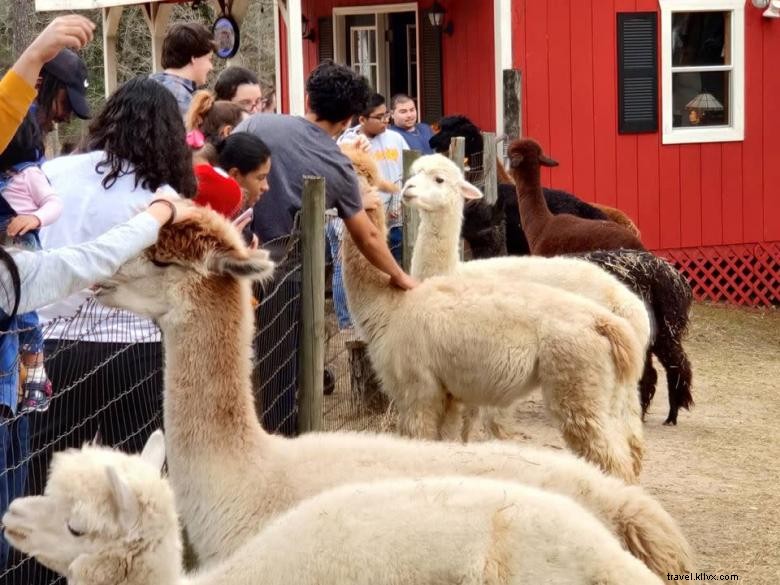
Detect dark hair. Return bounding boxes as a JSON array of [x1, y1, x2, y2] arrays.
[[390, 93, 415, 110], [214, 66, 259, 101], [216, 132, 271, 175], [36, 73, 68, 130], [161, 23, 217, 69], [360, 93, 386, 118], [87, 76, 196, 197], [0, 111, 43, 171], [306, 60, 370, 123]]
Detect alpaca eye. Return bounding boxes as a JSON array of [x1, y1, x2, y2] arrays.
[[151, 259, 173, 268], [67, 523, 85, 537], [435, 177, 445, 184]]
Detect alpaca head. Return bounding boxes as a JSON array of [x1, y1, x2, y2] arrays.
[[507, 138, 559, 183], [2, 431, 178, 583], [429, 115, 483, 159], [341, 143, 399, 195], [95, 205, 274, 322], [401, 154, 483, 214]]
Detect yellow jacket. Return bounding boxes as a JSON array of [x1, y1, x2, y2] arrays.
[[0, 70, 37, 152]]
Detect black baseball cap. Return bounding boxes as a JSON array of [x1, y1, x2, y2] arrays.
[[41, 49, 91, 119]]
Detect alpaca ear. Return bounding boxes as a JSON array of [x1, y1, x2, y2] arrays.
[[141, 430, 166, 474], [105, 466, 140, 533], [459, 181, 484, 201], [213, 249, 275, 283]]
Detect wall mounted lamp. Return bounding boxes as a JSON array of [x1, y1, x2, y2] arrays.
[[302, 16, 316, 41], [428, 1, 454, 36], [751, 0, 780, 17]]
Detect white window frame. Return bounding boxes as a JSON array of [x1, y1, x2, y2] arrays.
[[659, 0, 745, 144]]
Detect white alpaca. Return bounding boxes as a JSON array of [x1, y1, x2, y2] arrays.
[[2, 432, 665, 585], [341, 147, 646, 482], [92, 204, 691, 577], [402, 153, 652, 440]]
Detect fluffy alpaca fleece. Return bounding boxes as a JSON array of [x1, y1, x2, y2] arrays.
[[577, 249, 694, 424], [509, 138, 645, 256], [3, 435, 664, 585], [93, 204, 692, 577], [402, 154, 651, 439], [344, 149, 647, 482]]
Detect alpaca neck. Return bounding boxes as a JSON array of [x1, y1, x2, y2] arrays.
[[515, 168, 552, 248], [341, 207, 401, 341], [411, 204, 463, 279], [160, 276, 265, 460]]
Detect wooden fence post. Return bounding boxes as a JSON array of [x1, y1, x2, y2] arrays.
[[298, 176, 326, 434], [401, 149, 422, 273], [481, 131, 498, 205], [448, 137, 466, 260]]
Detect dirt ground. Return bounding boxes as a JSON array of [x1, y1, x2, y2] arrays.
[[324, 303, 780, 582]]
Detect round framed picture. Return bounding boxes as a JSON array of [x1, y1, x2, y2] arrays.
[[213, 14, 240, 59]]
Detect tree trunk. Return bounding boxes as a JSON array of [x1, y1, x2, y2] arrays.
[[12, 1, 38, 59]]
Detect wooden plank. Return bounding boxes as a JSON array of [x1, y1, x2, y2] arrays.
[[546, 0, 574, 192], [721, 142, 743, 245], [700, 143, 723, 246], [514, 0, 529, 135], [402, 149, 422, 273], [482, 132, 498, 206], [591, 0, 617, 206], [763, 13, 780, 242], [742, 8, 764, 244], [658, 145, 681, 249], [298, 176, 326, 434], [679, 144, 702, 248], [523, 0, 552, 185], [569, 0, 596, 202], [636, 133, 660, 250]]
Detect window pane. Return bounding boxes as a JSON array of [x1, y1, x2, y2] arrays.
[[672, 11, 729, 66], [672, 71, 729, 127]]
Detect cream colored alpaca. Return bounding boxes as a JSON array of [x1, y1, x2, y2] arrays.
[[2, 433, 664, 585], [93, 204, 692, 577], [402, 154, 650, 441], [342, 147, 645, 482]]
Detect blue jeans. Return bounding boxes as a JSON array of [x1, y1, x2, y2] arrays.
[[326, 219, 352, 330], [0, 410, 29, 570], [389, 225, 403, 264]]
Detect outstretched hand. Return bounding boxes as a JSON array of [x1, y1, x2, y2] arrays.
[[13, 16, 95, 87], [389, 271, 418, 291], [6, 215, 41, 237]]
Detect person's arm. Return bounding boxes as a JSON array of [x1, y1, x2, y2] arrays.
[[5, 168, 63, 236], [342, 209, 417, 290], [0, 198, 187, 314]]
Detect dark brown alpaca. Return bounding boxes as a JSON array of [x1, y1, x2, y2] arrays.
[[508, 138, 645, 256]]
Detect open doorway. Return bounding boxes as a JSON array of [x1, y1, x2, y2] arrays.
[[334, 4, 419, 104]]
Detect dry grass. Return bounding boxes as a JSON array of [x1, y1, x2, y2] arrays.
[[324, 302, 780, 582]]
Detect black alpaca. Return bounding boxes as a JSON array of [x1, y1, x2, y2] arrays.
[[576, 250, 694, 425]]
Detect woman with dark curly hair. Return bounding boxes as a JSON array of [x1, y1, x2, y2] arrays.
[[23, 77, 196, 565]]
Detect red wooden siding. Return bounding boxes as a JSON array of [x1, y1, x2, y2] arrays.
[[513, 1, 779, 253], [280, 0, 496, 131]]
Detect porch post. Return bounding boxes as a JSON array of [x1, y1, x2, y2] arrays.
[[494, 0, 513, 137], [102, 6, 123, 98], [274, 0, 282, 106], [143, 2, 174, 73], [285, 0, 306, 115]]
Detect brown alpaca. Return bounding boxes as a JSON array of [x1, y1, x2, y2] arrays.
[[508, 138, 645, 256], [593, 203, 642, 239]]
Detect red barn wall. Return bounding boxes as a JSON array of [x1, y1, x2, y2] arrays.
[[513, 0, 780, 252]]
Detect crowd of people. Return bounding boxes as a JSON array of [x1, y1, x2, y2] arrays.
[[0, 14, 446, 583]]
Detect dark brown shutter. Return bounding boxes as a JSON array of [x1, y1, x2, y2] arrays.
[[419, 9, 443, 124], [617, 12, 658, 134], [318, 16, 334, 62]]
